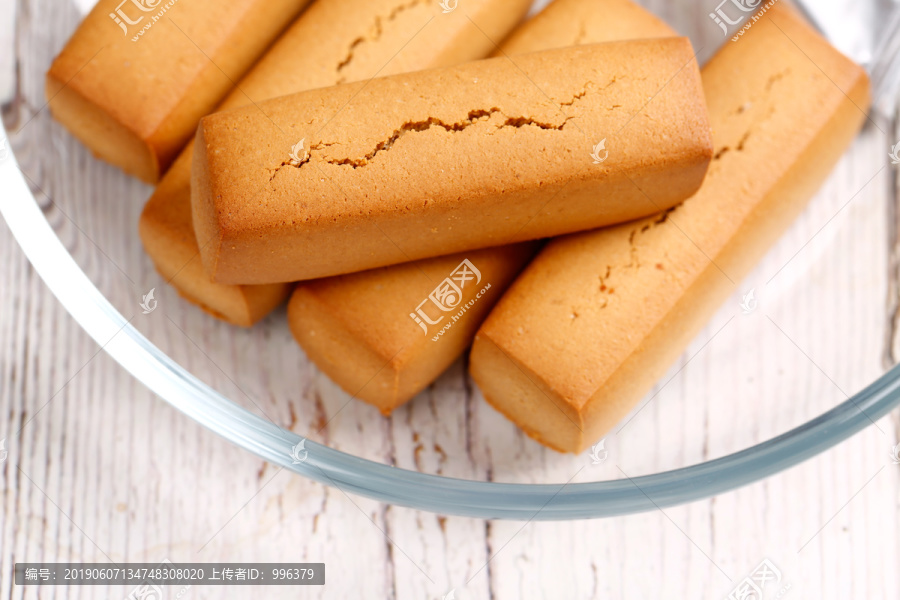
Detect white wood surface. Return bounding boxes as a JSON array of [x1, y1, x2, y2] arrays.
[[1, 0, 899, 598]]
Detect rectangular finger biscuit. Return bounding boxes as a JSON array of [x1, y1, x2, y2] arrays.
[[469, 3, 871, 453], [287, 0, 677, 413], [289, 243, 539, 414], [192, 37, 712, 285], [138, 0, 533, 326], [46, 0, 311, 183]]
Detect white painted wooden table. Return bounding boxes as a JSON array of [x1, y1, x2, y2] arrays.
[[1, 0, 899, 598]]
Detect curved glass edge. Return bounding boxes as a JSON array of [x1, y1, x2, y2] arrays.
[[2, 122, 898, 520]]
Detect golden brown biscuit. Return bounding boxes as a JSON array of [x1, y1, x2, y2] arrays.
[[192, 38, 712, 284], [288, 243, 538, 414], [139, 0, 533, 325], [470, 3, 871, 453], [287, 0, 678, 413], [139, 155, 292, 326], [46, 0, 310, 183]]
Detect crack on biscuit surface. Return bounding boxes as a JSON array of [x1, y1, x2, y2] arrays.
[[588, 206, 679, 310], [559, 83, 593, 107], [764, 69, 789, 91], [571, 21, 589, 46], [322, 107, 576, 169], [270, 87, 598, 178], [335, 0, 429, 83], [559, 78, 621, 108]]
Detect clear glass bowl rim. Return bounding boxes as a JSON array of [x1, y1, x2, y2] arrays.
[[3, 114, 898, 520]]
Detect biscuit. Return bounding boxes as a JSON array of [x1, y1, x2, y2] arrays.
[[469, 3, 871, 453], [288, 243, 538, 414], [192, 38, 712, 284], [46, 0, 310, 183]]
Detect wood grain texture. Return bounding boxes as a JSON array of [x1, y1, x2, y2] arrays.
[[1, 0, 898, 598]]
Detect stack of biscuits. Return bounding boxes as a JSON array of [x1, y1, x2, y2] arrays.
[[48, 0, 870, 453]]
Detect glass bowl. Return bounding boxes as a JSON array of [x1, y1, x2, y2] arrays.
[[1, 0, 898, 520]]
